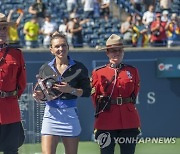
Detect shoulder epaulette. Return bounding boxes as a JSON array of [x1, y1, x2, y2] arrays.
[[93, 64, 106, 71]]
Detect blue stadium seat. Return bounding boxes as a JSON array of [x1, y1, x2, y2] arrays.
[[111, 27, 119, 34], [83, 34, 91, 44], [1, 4, 14, 11], [98, 18, 106, 25], [83, 28, 93, 35], [104, 34, 111, 40], [98, 27, 106, 35], [90, 34, 99, 40], [11, 0, 24, 4], [106, 28, 112, 34], [111, 18, 120, 25], [105, 23, 112, 29], [92, 22, 100, 29], [89, 39, 98, 47], [3, 0, 13, 4], [97, 38, 105, 46], [82, 23, 88, 29], [93, 28, 99, 34]]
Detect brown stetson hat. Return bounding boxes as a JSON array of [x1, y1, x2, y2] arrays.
[[99, 34, 124, 50], [0, 13, 15, 26]]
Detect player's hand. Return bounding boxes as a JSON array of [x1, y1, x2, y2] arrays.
[[33, 90, 44, 102], [53, 82, 73, 94]]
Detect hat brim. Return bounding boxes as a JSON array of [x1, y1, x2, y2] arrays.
[[99, 45, 124, 50], [0, 21, 15, 26]]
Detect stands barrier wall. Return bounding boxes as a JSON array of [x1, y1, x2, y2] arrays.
[[20, 48, 180, 143]]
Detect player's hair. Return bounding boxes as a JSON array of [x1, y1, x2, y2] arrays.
[[50, 31, 68, 47]]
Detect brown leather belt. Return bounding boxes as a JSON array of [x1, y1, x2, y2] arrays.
[[111, 97, 134, 105], [0, 90, 17, 98]]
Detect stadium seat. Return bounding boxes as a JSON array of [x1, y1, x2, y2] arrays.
[[105, 22, 112, 29], [98, 28, 106, 35], [3, 0, 13, 4], [83, 34, 91, 44], [1, 4, 14, 11], [104, 34, 111, 40], [92, 22, 100, 29], [106, 28, 112, 34], [93, 28, 99, 34], [97, 38, 105, 46], [111, 18, 120, 25], [89, 39, 98, 47], [90, 34, 99, 40], [111, 27, 119, 34], [83, 28, 93, 35]]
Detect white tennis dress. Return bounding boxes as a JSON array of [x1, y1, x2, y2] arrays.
[[41, 105, 81, 137]]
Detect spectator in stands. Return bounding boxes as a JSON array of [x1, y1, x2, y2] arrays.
[[7, 9, 24, 48], [161, 10, 170, 22], [69, 13, 84, 47], [132, 16, 149, 47], [165, 13, 180, 47], [82, 0, 94, 19], [94, 0, 101, 18], [33, 31, 91, 154], [41, 14, 58, 48], [23, 15, 40, 49], [28, 0, 46, 25], [143, 0, 154, 10], [150, 13, 167, 47], [59, 18, 69, 35], [142, 5, 155, 28], [0, 12, 26, 154], [67, 0, 78, 13], [120, 15, 133, 46], [130, 0, 144, 12], [159, 0, 173, 12], [66, 13, 76, 45], [100, 0, 111, 21], [91, 34, 141, 154]]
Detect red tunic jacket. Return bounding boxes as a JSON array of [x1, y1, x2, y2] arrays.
[[0, 47, 26, 124], [91, 64, 141, 130]]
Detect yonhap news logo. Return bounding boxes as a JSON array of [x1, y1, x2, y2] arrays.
[[96, 132, 111, 148], [96, 132, 176, 148]]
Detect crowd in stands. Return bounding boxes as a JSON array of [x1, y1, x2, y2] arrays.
[[0, 0, 180, 49]]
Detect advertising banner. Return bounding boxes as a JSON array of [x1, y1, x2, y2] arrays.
[[157, 58, 180, 78], [18, 83, 36, 143]]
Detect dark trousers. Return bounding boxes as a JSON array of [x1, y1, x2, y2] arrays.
[[72, 34, 83, 48], [95, 128, 140, 154], [0, 122, 25, 154]]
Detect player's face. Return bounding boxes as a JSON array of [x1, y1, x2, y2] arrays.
[[0, 24, 8, 44], [50, 37, 69, 59], [106, 47, 124, 64]]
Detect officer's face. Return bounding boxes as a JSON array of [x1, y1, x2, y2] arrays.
[[0, 24, 8, 44], [50, 37, 69, 59], [106, 47, 124, 64]]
